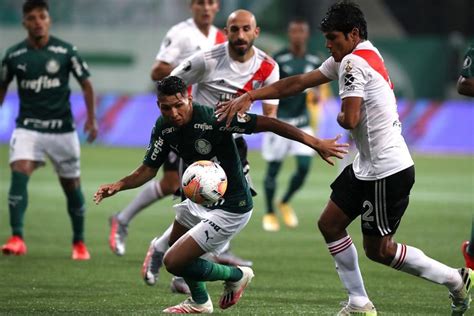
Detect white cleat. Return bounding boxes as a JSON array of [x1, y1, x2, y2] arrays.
[[337, 301, 377, 316], [141, 238, 164, 286], [450, 268, 473, 316], [163, 296, 213, 314], [108, 214, 128, 256], [219, 266, 254, 310]]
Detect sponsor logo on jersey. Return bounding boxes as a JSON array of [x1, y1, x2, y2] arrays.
[[20, 76, 60, 93], [150, 137, 164, 160], [183, 60, 192, 72], [48, 45, 68, 54], [202, 219, 221, 232], [344, 73, 355, 87], [8, 48, 27, 59], [46, 59, 60, 74], [194, 123, 213, 131], [71, 56, 84, 77], [195, 138, 212, 154], [23, 118, 63, 129], [219, 126, 246, 133], [17, 64, 27, 72], [162, 127, 176, 135], [463, 55, 472, 69]]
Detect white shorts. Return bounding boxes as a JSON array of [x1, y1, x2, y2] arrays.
[[173, 199, 252, 254], [9, 128, 81, 178], [262, 125, 315, 161]]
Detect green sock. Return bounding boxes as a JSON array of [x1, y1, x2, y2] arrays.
[[65, 187, 85, 243], [180, 258, 243, 282], [184, 279, 208, 304], [264, 161, 281, 214], [8, 171, 30, 238], [282, 156, 311, 203]]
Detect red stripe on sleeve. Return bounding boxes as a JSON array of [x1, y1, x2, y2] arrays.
[[353, 49, 394, 89]]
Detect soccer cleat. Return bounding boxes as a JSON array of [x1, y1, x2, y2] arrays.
[[214, 250, 253, 267], [170, 276, 191, 295], [142, 238, 164, 286], [449, 268, 473, 316], [278, 202, 298, 228], [337, 301, 377, 316], [1, 236, 27, 256], [262, 213, 280, 232], [72, 241, 90, 260], [108, 214, 128, 256], [219, 266, 254, 309], [461, 241, 474, 269], [163, 296, 213, 314]]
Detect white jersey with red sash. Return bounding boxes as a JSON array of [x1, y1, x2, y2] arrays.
[[319, 40, 413, 180], [155, 18, 226, 68], [171, 42, 279, 107]]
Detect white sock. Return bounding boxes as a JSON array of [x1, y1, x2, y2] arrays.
[[391, 243, 462, 292], [117, 180, 163, 224], [327, 235, 370, 307], [152, 224, 172, 253]]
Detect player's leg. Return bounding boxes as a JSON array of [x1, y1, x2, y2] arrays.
[[109, 152, 180, 256], [2, 129, 45, 256], [318, 164, 375, 314], [461, 217, 474, 269], [263, 160, 282, 231]]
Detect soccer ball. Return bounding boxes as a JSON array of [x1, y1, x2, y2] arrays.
[[182, 160, 228, 205]]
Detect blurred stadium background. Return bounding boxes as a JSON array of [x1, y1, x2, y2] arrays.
[[0, 0, 473, 314]]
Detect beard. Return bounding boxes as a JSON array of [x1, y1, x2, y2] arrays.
[[230, 39, 254, 56]]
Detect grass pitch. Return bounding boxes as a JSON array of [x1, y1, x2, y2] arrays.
[[0, 145, 472, 315]]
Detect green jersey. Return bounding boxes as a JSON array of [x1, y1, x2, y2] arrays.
[[0, 36, 90, 133], [461, 46, 473, 79], [143, 104, 257, 214], [273, 48, 321, 127]]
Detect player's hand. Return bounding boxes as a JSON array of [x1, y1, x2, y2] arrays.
[[215, 93, 253, 127], [84, 118, 98, 143], [93, 183, 121, 204], [313, 134, 349, 166]]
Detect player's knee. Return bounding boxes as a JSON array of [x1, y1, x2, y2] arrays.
[[163, 252, 182, 275], [363, 243, 394, 264]]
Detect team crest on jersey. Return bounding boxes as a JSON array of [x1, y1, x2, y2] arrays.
[[237, 113, 251, 123], [183, 60, 192, 72], [344, 59, 353, 73], [195, 139, 212, 154], [463, 56, 472, 69], [46, 59, 60, 74], [252, 80, 264, 90]]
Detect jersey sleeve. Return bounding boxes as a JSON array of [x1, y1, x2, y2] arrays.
[[338, 56, 368, 99], [0, 51, 13, 87], [170, 51, 207, 86], [155, 27, 185, 67], [143, 120, 171, 169], [461, 47, 474, 79], [262, 62, 280, 105], [216, 112, 258, 135], [70, 46, 91, 82], [318, 56, 338, 81]]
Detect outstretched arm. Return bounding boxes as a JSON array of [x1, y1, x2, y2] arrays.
[[254, 115, 348, 166], [216, 69, 331, 126], [94, 164, 159, 204], [80, 79, 98, 143]]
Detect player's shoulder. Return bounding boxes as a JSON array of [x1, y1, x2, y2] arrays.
[[166, 18, 194, 38], [47, 36, 77, 54], [273, 48, 292, 63], [255, 47, 277, 65], [192, 103, 215, 119], [203, 43, 227, 61], [3, 40, 28, 60], [305, 53, 322, 66]]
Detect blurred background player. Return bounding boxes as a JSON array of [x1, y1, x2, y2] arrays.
[[0, 0, 98, 260], [261, 18, 321, 232], [141, 8, 280, 293], [457, 45, 474, 269]]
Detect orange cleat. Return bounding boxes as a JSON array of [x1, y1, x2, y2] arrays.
[[462, 241, 474, 269], [2, 236, 27, 256], [72, 241, 90, 260]]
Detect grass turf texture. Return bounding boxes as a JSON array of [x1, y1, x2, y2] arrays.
[[0, 145, 472, 315]]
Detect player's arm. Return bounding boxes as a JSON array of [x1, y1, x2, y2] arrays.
[[151, 61, 173, 81], [253, 115, 348, 165], [94, 164, 159, 204], [79, 78, 98, 142], [457, 76, 474, 97], [216, 69, 331, 125], [337, 97, 362, 129], [0, 56, 13, 106], [0, 85, 9, 106]]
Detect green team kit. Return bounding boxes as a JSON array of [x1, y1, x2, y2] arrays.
[[143, 104, 255, 214], [273, 48, 321, 127], [1, 36, 90, 133]]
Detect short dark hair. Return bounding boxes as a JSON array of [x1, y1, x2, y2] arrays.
[[23, 0, 49, 15], [320, 1, 368, 40], [289, 17, 309, 26], [156, 76, 187, 97]]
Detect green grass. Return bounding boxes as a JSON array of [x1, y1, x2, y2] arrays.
[[0, 145, 473, 315]]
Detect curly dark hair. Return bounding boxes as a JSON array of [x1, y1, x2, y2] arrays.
[[23, 0, 49, 15], [156, 76, 187, 97], [320, 1, 368, 40]]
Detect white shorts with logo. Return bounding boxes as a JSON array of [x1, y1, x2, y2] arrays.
[[9, 128, 81, 178], [173, 199, 252, 255], [262, 125, 315, 161]]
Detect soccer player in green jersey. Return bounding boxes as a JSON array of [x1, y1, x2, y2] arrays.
[[457, 45, 474, 269], [0, 0, 98, 260], [94, 76, 347, 313], [262, 18, 322, 232]]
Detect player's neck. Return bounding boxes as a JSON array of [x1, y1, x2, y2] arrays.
[[289, 44, 306, 57], [27, 34, 49, 49], [229, 46, 255, 63], [195, 22, 212, 37]]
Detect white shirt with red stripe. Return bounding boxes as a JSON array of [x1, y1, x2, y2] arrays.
[[319, 40, 413, 180], [171, 42, 279, 107], [155, 18, 226, 68]]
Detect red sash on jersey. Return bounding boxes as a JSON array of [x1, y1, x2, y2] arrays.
[[215, 30, 226, 45], [237, 57, 276, 95], [353, 49, 394, 89]]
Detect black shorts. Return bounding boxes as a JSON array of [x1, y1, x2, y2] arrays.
[[163, 151, 179, 172], [330, 165, 415, 236]]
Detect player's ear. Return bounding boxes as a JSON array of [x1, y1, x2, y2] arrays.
[[254, 26, 260, 38], [188, 93, 193, 104], [223, 27, 229, 37]]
